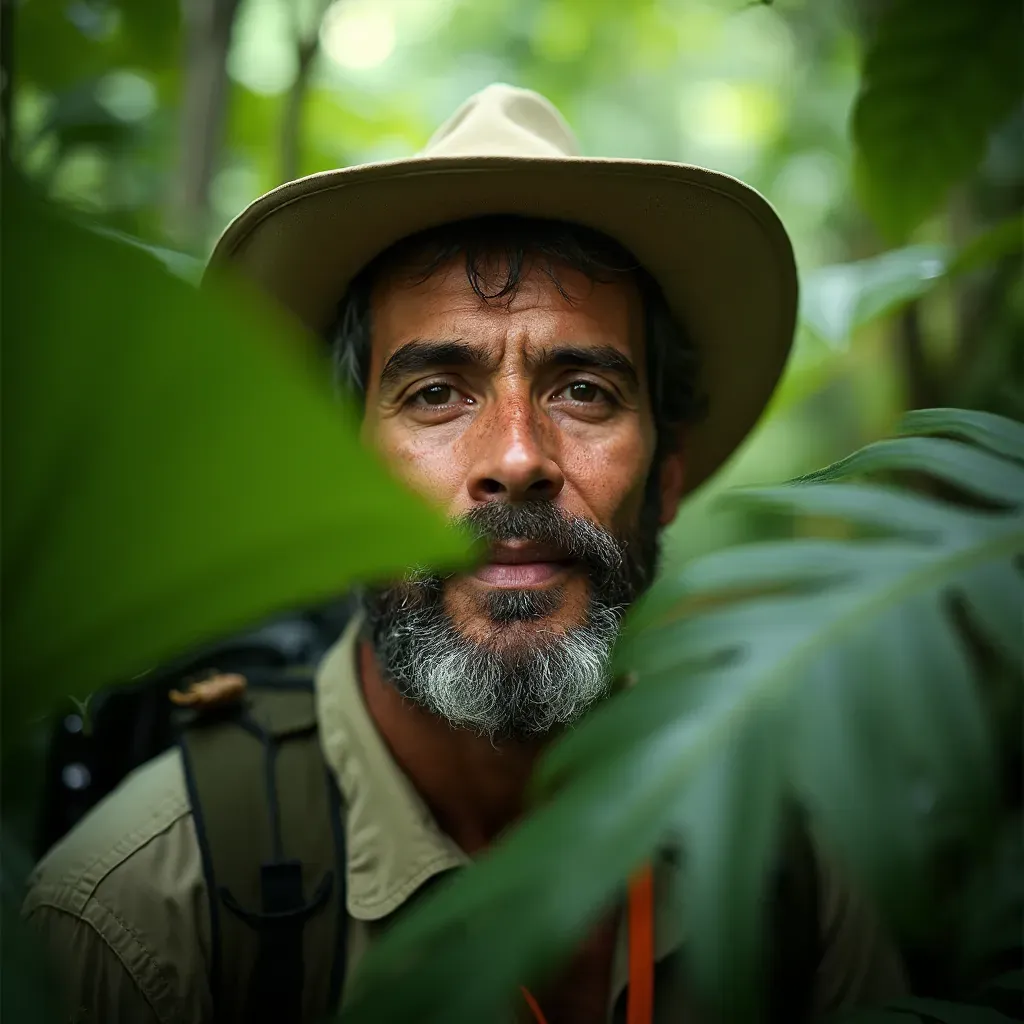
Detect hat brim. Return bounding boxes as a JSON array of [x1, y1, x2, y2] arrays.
[[205, 155, 797, 496]]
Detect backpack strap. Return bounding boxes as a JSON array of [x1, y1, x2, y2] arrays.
[[176, 673, 348, 1024]]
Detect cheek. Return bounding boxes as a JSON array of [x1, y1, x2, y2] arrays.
[[558, 421, 653, 524], [375, 422, 469, 507]]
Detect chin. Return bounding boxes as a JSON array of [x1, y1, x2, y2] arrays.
[[447, 586, 581, 649]]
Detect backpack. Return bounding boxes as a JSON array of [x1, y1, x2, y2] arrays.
[[33, 601, 354, 860], [175, 672, 348, 1024]]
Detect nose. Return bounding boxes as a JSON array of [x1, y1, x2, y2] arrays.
[[466, 397, 565, 504]]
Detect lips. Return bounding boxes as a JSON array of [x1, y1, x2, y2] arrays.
[[472, 541, 574, 588]]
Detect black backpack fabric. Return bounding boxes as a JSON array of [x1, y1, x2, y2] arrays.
[[34, 601, 354, 860]]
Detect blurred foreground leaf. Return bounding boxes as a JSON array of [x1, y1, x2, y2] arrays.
[[800, 216, 1024, 348], [1, 831, 61, 1024], [0, 178, 469, 732], [338, 409, 1022, 1023], [90, 225, 204, 283], [852, 0, 1024, 243], [829, 1000, 1019, 1024], [801, 245, 949, 348]]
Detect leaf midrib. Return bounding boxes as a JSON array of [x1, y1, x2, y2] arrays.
[[600, 523, 1023, 811]]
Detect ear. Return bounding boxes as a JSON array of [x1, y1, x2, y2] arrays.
[[656, 436, 688, 527]]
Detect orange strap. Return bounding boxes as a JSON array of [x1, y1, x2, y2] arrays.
[[626, 863, 655, 1024], [519, 984, 550, 1024], [521, 863, 655, 1024]]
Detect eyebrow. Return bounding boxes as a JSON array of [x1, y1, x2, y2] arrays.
[[377, 339, 639, 392], [525, 344, 639, 387], [379, 339, 489, 392]]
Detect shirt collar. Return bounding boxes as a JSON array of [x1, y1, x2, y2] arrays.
[[315, 614, 687, 1003], [315, 615, 466, 921]]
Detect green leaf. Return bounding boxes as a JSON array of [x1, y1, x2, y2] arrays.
[[792, 437, 1024, 506], [984, 968, 1024, 993], [823, 1013, 921, 1024], [0, 177, 470, 731], [886, 997, 1021, 1024], [958, 561, 1024, 664], [88, 225, 204, 284], [898, 408, 1024, 464], [1, 833, 61, 1024], [852, 0, 1024, 242], [947, 213, 1024, 276], [799, 215, 1024, 349], [790, 595, 991, 915], [677, 704, 784, 1019], [730, 483, 975, 539], [800, 245, 949, 348], [797, 214, 1024, 350]]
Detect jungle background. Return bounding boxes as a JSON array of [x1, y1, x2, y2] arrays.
[[1, 0, 1022, 1021]]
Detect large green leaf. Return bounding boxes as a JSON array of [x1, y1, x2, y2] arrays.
[[899, 408, 1024, 464], [674, 702, 785, 1021], [338, 409, 1022, 1023], [792, 436, 1024, 505], [0, 178, 470, 732], [827, 1001, 1019, 1024], [884, 999, 1019, 1024], [852, 0, 1024, 242]]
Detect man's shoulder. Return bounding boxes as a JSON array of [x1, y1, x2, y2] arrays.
[[25, 746, 197, 919], [23, 749, 218, 1023]]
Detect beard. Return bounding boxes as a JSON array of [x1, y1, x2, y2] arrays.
[[363, 487, 662, 742]]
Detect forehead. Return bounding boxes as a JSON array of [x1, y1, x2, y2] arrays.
[[367, 256, 645, 366]]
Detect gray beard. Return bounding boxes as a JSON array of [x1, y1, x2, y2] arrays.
[[364, 501, 659, 742], [368, 584, 625, 741]]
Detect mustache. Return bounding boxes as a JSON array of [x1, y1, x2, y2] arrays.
[[453, 502, 625, 581]]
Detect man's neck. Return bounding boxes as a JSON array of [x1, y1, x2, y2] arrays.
[[357, 639, 546, 855]]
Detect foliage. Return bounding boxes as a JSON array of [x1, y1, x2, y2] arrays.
[[337, 409, 1024, 1023], [852, 0, 1024, 243], [800, 214, 1024, 349], [0, 175, 470, 735], [0, 174, 468, 1023], [3, 1, 1022, 1023]]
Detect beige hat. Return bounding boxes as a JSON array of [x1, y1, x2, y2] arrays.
[[205, 83, 797, 495]]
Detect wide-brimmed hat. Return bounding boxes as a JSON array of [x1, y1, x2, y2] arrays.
[[205, 83, 796, 495]]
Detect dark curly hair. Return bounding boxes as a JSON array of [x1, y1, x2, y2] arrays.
[[327, 215, 706, 459]]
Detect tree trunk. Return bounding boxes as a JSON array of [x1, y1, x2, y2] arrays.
[[169, 0, 242, 251], [279, 39, 318, 183], [895, 302, 937, 411]]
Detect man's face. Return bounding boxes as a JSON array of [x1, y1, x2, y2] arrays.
[[360, 255, 685, 738]]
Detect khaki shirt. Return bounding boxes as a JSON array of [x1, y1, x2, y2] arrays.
[[24, 619, 906, 1023]]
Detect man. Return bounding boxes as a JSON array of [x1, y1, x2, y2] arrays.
[[23, 84, 906, 1023]]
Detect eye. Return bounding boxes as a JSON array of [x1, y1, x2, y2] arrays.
[[555, 380, 612, 404], [415, 384, 454, 406], [407, 382, 470, 409]]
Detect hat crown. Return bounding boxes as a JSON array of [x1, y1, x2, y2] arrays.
[[421, 83, 582, 160]]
